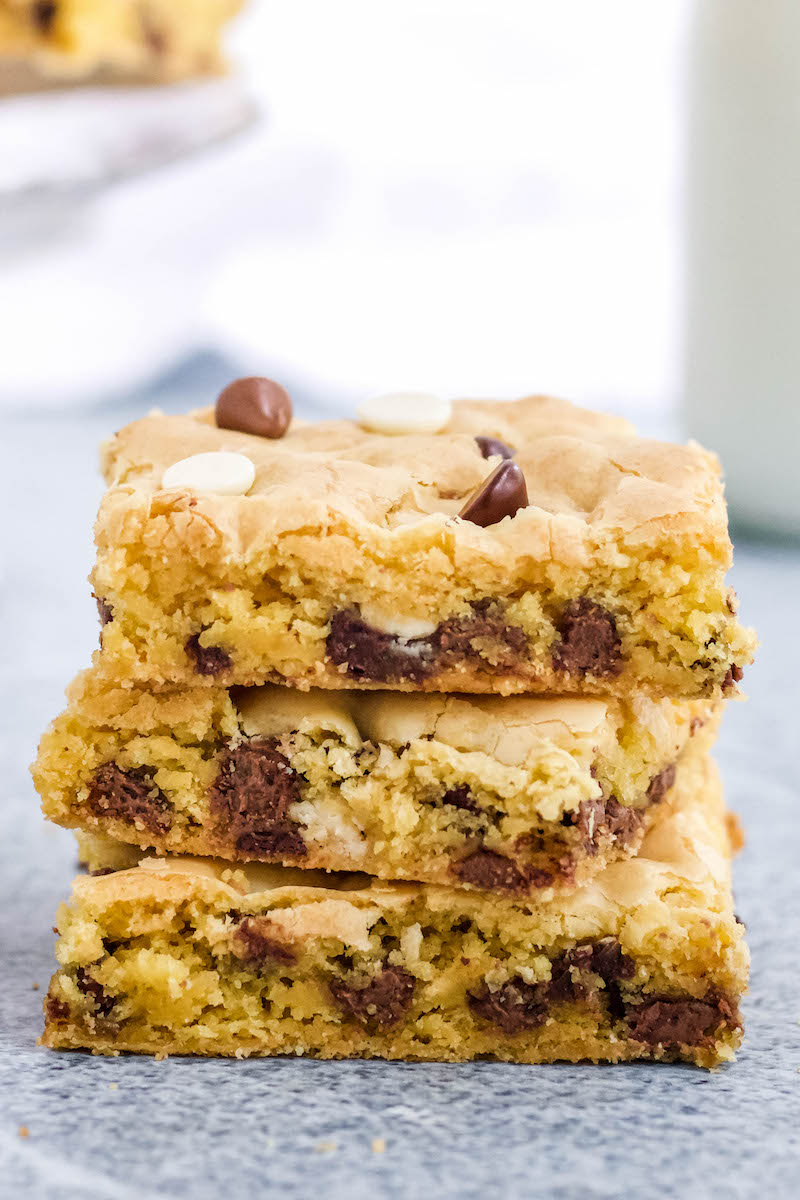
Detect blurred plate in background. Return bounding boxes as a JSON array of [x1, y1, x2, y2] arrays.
[[0, 79, 257, 212]]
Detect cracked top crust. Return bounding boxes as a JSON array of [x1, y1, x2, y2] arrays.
[[64, 758, 740, 963], [98, 396, 731, 563]]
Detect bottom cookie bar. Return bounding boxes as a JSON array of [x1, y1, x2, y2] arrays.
[[43, 757, 747, 1068]]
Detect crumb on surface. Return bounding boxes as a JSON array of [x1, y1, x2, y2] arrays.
[[108, 1082, 118, 1090], [315, 1141, 338, 1154], [31, 983, 39, 991], [18, 1127, 29, 1139], [372, 1138, 386, 1154]]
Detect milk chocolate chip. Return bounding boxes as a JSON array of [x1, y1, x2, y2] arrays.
[[475, 435, 515, 460], [231, 916, 297, 967], [75, 968, 115, 1017], [33, 2, 57, 31], [646, 763, 676, 805], [552, 598, 622, 677], [95, 595, 113, 626], [210, 739, 306, 860], [626, 994, 737, 1047], [46, 994, 69, 1022], [185, 633, 232, 676], [215, 376, 292, 439], [723, 664, 744, 692], [87, 764, 171, 834], [454, 848, 529, 893], [468, 978, 548, 1034], [458, 460, 528, 527], [329, 966, 415, 1028]]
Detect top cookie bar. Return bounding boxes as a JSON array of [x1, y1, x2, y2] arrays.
[[92, 386, 755, 696]]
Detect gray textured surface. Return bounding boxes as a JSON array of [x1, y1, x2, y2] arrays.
[[2, 387, 799, 1199]]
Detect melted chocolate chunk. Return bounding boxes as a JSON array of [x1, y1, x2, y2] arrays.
[[567, 792, 643, 855], [723, 664, 744, 692], [235, 828, 307, 858], [626, 994, 737, 1047], [45, 994, 69, 1022], [326, 610, 432, 683], [475, 435, 515, 460], [87, 764, 171, 834], [546, 938, 634, 1005], [602, 795, 644, 845], [94, 595, 113, 626], [329, 966, 415, 1029], [453, 848, 529, 892], [440, 786, 482, 815], [583, 937, 636, 984], [326, 602, 528, 684], [552, 598, 622, 678], [211, 740, 306, 859], [75, 968, 115, 1017], [32, 2, 57, 32], [468, 979, 548, 1035], [434, 602, 528, 671], [185, 634, 232, 677], [231, 916, 296, 966], [470, 938, 635, 1034], [646, 763, 676, 805]]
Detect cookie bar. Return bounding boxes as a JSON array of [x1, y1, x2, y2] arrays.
[[34, 667, 718, 895], [0, 0, 242, 87], [42, 756, 748, 1067], [91, 391, 755, 697]]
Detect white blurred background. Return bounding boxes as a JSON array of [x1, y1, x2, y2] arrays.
[[0, 0, 691, 419]]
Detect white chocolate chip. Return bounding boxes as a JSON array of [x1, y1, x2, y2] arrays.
[[161, 451, 255, 496], [357, 392, 452, 435], [359, 604, 438, 640]]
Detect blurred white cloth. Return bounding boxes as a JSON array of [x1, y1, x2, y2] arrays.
[[0, 0, 689, 412]]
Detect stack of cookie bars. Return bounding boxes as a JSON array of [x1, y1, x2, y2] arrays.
[[33, 384, 756, 1068]]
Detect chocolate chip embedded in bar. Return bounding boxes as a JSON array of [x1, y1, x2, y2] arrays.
[[329, 967, 416, 1029], [209, 740, 306, 859], [41, 756, 749, 1066], [326, 602, 528, 685], [552, 598, 622, 678], [468, 936, 636, 1032], [625, 994, 739, 1048], [231, 916, 297, 967], [92, 394, 755, 696], [185, 634, 232, 677], [86, 764, 171, 835], [32, 2, 57, 32], [453, 848, 534, 893]]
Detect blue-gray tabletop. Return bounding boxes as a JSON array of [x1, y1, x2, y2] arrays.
[[2, 378, 799, 1199]]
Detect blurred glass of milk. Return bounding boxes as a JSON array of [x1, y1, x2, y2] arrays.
[[685, 0, 800, 537]]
